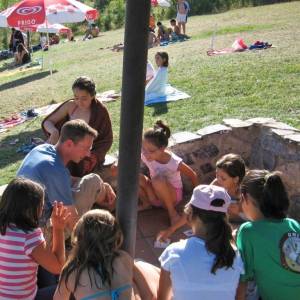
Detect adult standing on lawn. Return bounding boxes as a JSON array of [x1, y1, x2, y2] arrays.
[[176, 0, 190, 35], [42, 76, 113, 177], [17, 119, 115, 231]]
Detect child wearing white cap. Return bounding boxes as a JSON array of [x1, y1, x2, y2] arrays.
[[157, 184, 245, 300]]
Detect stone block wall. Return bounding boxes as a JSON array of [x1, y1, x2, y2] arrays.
[[168, 118, 300, 220]]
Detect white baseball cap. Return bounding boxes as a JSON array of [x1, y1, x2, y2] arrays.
[[189, 185, 231, 213]]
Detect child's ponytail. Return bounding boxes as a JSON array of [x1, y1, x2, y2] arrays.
[[241, 170, 289, 219], [189, 205, 235, 274], [144, 120, 171, 148]]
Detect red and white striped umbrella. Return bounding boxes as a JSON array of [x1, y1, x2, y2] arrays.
[[0, 0, 98, 28]]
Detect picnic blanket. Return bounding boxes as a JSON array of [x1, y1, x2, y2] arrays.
[[145, 84, 190, 106], [0, 90, 120, 135], [0, 115, 27, 131]]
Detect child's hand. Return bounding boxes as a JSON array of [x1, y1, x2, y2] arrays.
[[104, 183, 116, 206], [51, 201, 71, 230], [157, 227, 173, 242]]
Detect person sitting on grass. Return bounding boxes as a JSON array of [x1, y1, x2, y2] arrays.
[[139, 120, 198, 225], [237, 170, 300, 300], [0, 178, 70, 300], [42, 76, 113, 177], [83, 23, 99, 41], [157, 153, 246, 242], [18, 119, 115, 232], [14, 43, 31, 65], [156, 21, 170, 42], [170, 19, 190, 40], [148, 27, 159, 49], [145, 52, 169, 102], [157, 185, 245, 300]]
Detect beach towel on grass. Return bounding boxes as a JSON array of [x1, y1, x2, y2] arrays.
[[145, 66, 190, 106], [145, 84, 190, 106]]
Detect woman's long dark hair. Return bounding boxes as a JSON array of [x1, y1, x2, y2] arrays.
[[241, 170, 289, 219], [185, 204, 235, 274], [0, 177, 44, 235], [59, 209, 123, 293]]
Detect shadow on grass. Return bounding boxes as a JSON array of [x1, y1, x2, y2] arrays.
[[0, 70, 58, 92], [0, 127, 44, 169], [151, 102, 169, 116]]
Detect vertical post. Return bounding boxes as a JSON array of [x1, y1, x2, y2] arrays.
[[116, 0, 151, 256]]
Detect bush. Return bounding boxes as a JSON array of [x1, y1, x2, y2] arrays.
[[99, 0, 126, 31]]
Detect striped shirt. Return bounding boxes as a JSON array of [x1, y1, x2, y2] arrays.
[[0, 226, 45, 300]]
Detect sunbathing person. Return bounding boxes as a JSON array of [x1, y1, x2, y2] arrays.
[[42, 76, 113, 177], [14, 43, 30, 65]]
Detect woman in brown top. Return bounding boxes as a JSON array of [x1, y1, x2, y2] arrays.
[[42, 76, 113, 177]]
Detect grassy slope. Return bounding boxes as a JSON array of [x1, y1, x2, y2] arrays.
[[0, 2, 299, 185]]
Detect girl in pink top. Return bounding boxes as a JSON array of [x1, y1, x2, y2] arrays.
[[0, 178, 70, 300], [139, 120, 198, 225]]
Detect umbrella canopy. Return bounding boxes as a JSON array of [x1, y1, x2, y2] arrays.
[[37, 22, 71, 34], [0, 0, 98, 28], [18, 22, 71, 34], [151, 0, 171, 7]]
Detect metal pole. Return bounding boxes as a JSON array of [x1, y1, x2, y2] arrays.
[[116, 0, 151, 257]]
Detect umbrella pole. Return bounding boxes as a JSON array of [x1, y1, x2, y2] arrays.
[[116, 0, 151, 256], [45, 19, 52, 75]]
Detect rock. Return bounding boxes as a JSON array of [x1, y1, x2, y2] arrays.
[[223, 118, 252, 128], [197, 124, 232, 136], [171, 131, 202, 145], [247, 117, 275, 125]]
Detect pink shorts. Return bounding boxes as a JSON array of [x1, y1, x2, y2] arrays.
[[150, 187, 183, 207]]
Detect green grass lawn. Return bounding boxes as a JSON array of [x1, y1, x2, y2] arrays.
[[0, 1, 299, 185]]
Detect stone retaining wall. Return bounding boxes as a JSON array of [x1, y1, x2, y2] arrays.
[[169, 118, 300, 220]]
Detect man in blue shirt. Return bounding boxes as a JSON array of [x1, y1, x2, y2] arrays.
[[18, 119, 115, 230]]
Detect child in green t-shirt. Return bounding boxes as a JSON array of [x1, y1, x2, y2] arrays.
[[237, 170, 300, 300]]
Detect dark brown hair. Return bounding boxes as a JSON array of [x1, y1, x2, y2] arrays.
[[144, 120, 171, 148], [59, 119, 97, 144], [0, 178, 44, 234], [156, 52, 169, 67], [216, 154, 246, 183], [72, 76, 96, 97], [241, 170, 289, 219], [59, 209, 123, 293], [184, 204, 235, 274]]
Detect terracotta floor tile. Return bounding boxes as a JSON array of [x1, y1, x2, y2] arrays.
[[137, 208, 169, 238], [135, 238, 158, 266]]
